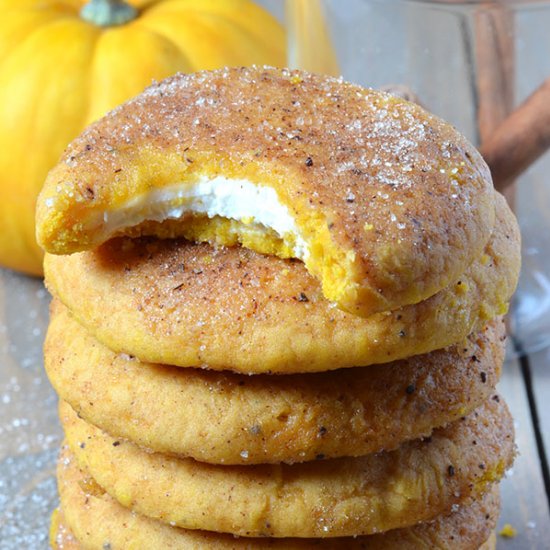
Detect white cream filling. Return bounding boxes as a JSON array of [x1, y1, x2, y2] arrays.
[[100, 176, 309, 258]]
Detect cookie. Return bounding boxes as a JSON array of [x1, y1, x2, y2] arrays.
[[44, 192, 519, 374], [37, 67, 495, 317], [46, 301, 504, 464], [55, 447, 499, 549], [60, 396, 513, 538]]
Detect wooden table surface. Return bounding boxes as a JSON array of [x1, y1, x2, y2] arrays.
[[498, 345, 550, 548], [0, 267, 548, 548]]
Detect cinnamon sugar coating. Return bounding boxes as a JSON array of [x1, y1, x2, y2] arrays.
[[49, 509, 79, 550], [60, 396, 513, 538], [37, 66, 496, 316], [55, 449, 499, 549], [46, 301, 505, 464], [44, 193, 519, 374]]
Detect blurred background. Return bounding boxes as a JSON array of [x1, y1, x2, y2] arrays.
[[0, 1, 548, 548]]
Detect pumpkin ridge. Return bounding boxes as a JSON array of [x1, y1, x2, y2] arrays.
[[185, 0, 284, 46], [0, 15, 100, 274], [132, 19, 196, 73], [188, 10, 283, 60], [136, 13, 228, 73], [79, 25, 104, 131], [140, 11, 281, 72], [0, 11, 79, 75], [138, 0, 284, 67]]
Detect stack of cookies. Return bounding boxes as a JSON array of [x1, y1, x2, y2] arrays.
[[37, 67, 521, 549]]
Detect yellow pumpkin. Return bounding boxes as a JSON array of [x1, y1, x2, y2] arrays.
[[0, 0, 285, 275]]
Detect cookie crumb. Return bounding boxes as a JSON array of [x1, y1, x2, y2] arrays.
[[499, 524, 517, 538]]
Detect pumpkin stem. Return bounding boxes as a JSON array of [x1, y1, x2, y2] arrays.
[[80, 0, 137, 27]]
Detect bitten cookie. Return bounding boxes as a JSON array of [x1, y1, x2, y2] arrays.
[[37, 66, 496, 317]]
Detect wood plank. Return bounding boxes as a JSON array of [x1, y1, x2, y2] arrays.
[[497, 347, 550, 548], [527, 346, 550, 487]]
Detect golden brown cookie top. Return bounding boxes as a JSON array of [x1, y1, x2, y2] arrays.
[[37, 66, 495, 316]]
